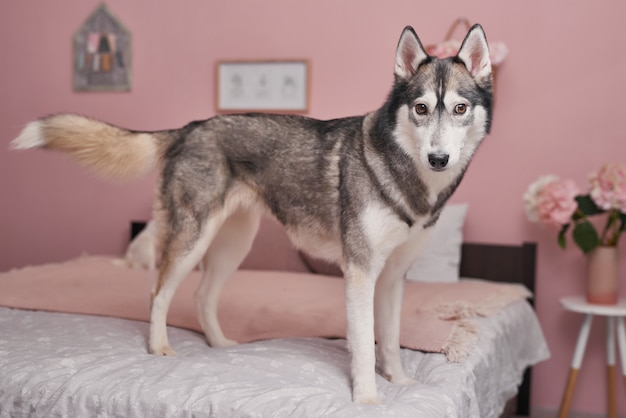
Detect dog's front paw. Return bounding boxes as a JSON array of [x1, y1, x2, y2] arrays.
[[149, 344, 177, 357], [376, 357, 415, 385], [353, 392, 380, 405], [352, 384, 380, 404], [210, 337, 238, 348], [379, 366, 416, 385], [390, 375, 417, 386]]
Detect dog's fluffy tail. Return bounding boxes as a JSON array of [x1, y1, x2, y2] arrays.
[[10, 114, 173, 180]]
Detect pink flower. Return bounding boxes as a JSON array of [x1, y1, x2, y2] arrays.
[[489, 42, 508, 65], [428, 40, 461, 59], [589, 163, 626, 212], [524, 175, 580, 228], [426, 40, 507, 64]]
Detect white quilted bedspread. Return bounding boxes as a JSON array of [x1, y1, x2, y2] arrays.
[[0, 301, 548, 418]]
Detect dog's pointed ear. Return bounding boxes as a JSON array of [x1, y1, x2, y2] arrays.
[[395, 26, 429, 80], [457, 24, 492, 82]]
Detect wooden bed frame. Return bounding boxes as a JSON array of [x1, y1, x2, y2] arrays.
[[131, 222, 537, 416]]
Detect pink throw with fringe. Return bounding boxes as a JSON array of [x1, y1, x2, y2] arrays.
[[0, 256, 531, 361]]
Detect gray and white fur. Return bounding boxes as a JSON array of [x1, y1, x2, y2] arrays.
[[11, 24, 493, 404]]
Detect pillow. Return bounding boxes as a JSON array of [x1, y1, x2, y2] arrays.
[[405, 203, 468, 283], [123, 220, 159, 270], [125, 216, 312, 273]]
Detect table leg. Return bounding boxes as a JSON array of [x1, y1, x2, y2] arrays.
[[559, 313, 593, 418], [617, 316, 626, 396], [607, 316, 617, 418]]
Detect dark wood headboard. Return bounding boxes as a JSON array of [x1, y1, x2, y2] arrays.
[[460, 242, 537, 297], [132, 223, 537, 295], [131, 221, 148, 241], [461, 241, 537, 417]]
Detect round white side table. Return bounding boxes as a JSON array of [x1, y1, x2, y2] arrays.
[[558, 296, 626, 418]]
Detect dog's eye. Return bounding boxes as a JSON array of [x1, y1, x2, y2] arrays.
[[454, 104, 467, 115], [415, 103, 428, 115]]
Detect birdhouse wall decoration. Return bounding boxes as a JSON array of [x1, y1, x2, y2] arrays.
[[73, 3, 131, 91]]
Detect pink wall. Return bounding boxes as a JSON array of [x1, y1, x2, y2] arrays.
[[2, 0, 626, 414]]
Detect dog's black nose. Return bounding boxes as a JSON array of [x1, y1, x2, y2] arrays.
[[428, 153, 449, 170]]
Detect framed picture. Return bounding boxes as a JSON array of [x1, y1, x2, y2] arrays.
[[73, 4, 132, 92], [216, 60, 309, 113]]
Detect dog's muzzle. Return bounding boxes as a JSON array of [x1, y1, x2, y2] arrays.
[[428, 152, 449, 171]]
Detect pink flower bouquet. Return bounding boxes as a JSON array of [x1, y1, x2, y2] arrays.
[[524, 163, 626, 253], [428, 39, 508, 65]]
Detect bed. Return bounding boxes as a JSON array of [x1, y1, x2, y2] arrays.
[[0, 218, 549, 418]]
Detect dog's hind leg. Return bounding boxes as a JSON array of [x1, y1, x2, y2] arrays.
[[195, 208, 261, 348], [149, 215, 225, 356]]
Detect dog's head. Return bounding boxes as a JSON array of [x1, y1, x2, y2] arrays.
[[391, 24, 493, 174]]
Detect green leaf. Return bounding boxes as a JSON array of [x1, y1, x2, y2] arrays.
[[572, 220, 600, 254], [575, 195, 605, 217], [620, 212, 626, 232], [558, 223, 570, 249]]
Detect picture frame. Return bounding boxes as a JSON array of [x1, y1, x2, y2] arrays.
[[216, 60, 309, 113], [73, 3, 132, 92]]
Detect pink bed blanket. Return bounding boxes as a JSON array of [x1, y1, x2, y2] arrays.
[[0, 256, 531, 361]]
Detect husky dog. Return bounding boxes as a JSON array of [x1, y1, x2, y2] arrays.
[[11, 24, 492, 403]]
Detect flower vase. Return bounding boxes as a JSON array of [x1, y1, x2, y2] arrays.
[[586, 246, 619, 305]]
